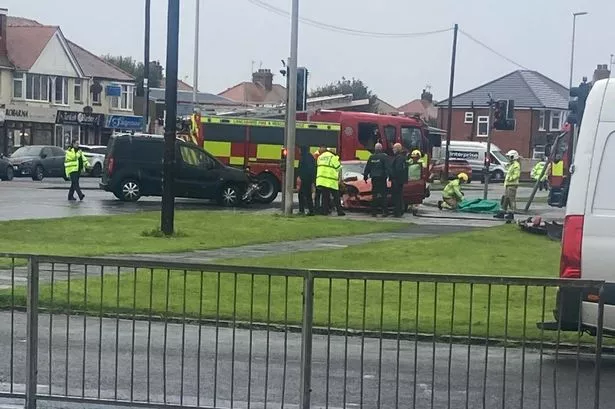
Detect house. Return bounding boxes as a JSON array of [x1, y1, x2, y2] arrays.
[[219, 69, 287, 107], [0, 10, 140, 154], [436, 70, 569, 159], [398, 89, 438, 124]]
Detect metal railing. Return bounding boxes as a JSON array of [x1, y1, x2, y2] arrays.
[[0, 253, 609, 409]]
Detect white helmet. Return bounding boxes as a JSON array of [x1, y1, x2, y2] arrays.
[[506, 149, 520, 160]]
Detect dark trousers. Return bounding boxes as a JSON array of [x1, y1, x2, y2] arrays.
[[320, 186, 344, 215], [391, 181, 405, 217], [298, 178, 314, 214], [68, 172, 83, 200], [371, 177, 388, 216]]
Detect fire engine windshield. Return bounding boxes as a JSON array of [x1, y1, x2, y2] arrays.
[[401, 126, 422, 151]]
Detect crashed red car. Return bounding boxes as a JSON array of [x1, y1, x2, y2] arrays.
[[429, 159, 472, 182], [340, 160, 428, 211]]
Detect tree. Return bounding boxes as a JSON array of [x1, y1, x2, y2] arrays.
[[310, 77, 378, 112], [101, 55, 164, 96]]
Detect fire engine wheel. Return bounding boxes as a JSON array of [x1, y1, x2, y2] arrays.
[[255, 174, 279, 204]]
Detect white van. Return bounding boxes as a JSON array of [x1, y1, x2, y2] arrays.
[[545, 77, 615, 335], [438, 141, 509, 182]]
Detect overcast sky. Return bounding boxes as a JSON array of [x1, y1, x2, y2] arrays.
[[5, 0, 614, 106]]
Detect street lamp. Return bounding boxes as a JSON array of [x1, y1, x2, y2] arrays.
[[569, 11, 588, 90]]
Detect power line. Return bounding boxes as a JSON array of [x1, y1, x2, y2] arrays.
[[459, 29, 530, 70], [247, 0, 453, 38]]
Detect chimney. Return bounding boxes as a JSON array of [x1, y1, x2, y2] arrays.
[[0, 8, 7, 57], [252, 68, 273, 91], [593, 64, 611, 83], [421, 88, 433, 103]]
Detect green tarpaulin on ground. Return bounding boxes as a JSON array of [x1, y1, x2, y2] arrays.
[[457, 198, 502, 213]]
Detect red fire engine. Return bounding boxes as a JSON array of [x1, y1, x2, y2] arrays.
[[182, 110, 437, 204]]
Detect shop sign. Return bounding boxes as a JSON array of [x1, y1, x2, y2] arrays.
[[56, 110, 105, 127], [3, 105, 57, 123], [106, 115, 144, 130]]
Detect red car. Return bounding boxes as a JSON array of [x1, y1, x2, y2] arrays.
[[340, 160, 428, 211], [429, 159, 472, 183]]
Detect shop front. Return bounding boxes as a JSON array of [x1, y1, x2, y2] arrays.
[[1, 105, 57, 155], [55, 109, 105, 148], [103, 114, 144, 145]]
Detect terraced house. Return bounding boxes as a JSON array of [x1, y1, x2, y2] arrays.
[[0, 9, 141, 155]]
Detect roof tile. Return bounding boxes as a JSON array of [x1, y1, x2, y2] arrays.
[[67, 41, 134, 81], [7, 25, 57, 70]]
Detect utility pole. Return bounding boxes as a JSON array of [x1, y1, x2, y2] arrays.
[[283, 0, 299, 216], [281, 58, 289, 212], [161, 0, 180, 236], [192, 0, 200, 108], [483, 95, 494, 200], [143, 0, 151, 132], [443, 23, 458, 182]]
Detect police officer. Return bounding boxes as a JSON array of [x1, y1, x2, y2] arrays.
[[65, 139, 89, 201], [363, 142, 390, 217], [298, 146, 316, 215], [316, 146, 345, 216], [389, 143, 408, 217]]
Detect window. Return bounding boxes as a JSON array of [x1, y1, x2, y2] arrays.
[[532, 145, 545, 160], [53, 77, 69, 105], [111, 85, 133, 110], [384, 125, 396, 145], [357, 122, 379, 151], [92, 87, 101, 104], [550, 110, 563, 131], [477, 116, 489, 137], [401, 126, 422, 151], [13, 72, 24, 99], [593, 132, 615, 212], [464, 112, 474, 123], [180, 145, 215, 168], [74, 79, 82, 103], [24, 74, 51, 102], [538, 110, 546, 131]]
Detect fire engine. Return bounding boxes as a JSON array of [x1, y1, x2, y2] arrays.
[[179, 110, 438, 204]]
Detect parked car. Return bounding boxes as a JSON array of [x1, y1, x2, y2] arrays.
[[80, 145, 107, 177], [100, 133, 257, 206], [8, 145, 67, 181], [339, 160, 428, 212], [0, 154, 13, 181], [429, 159, 473, 183]]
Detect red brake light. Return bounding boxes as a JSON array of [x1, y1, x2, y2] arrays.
[[107, 157, 115, 175], [560, 215, 584, 278]]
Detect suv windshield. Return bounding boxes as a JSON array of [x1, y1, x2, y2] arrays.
[[12, 146, 42, 157]]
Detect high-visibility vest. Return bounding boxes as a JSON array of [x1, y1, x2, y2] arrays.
[[64, 148, 86, 178], [316, 151, 341, 190], [551, 161, 564, 177], [443, 179, 462, 200], [504, 161, 521, 187]]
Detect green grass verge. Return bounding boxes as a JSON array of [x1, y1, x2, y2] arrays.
[[2, 226, 582, 344], [0, 210, 401, 260]]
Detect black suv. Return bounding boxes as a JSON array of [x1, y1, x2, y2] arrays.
[[100, 134, 254, 206]]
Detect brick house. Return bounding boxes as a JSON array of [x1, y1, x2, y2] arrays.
[[437, 70, 569, 159]]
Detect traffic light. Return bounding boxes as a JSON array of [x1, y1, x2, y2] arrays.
[[280, 147, 288, 171], [296, 67, 308, 112], [567, 79, 591, 126], [493, 99, 515, 131]]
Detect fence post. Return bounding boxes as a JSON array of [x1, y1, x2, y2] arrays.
[[594, 284, 605, 409], [299, 271, 314, 409], [25, 256, 39, 409]]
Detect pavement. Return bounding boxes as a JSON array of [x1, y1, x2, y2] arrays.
[[0, 312, 611, 409]]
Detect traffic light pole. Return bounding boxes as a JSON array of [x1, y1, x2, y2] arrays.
[[443, 23, 458, 182], [161, 0, 180, 235], [283, 0, 299, 216], [483, 96, 494, 200]]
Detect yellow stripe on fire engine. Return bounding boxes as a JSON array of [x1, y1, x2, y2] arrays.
[[257, 144, 282, 160], [204, 141, 231, 157], [230, 157, 244, 165], [355, 150, 371, 160], [202, 116, 340, 131], [551, 161, 564, 177]]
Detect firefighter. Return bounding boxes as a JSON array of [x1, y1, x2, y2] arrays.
[[438, 172, 468, 210], [298, 145, 316, 216], [316, 145, 345, 216], [363, 142, 390, 217], [502, 149, 521, 215], [389, 143, 408, 217], [531, 159, 549, 191]]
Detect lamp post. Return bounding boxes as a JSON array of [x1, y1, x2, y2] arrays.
[[569, 12, 588, 90]]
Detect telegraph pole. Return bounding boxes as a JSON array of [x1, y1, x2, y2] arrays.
[[283, 0, 299, 216], [161, 0, 180, 235], [443, 23, 458, 182], [483, 95, 494, 200], [192, 0, 200, 108], [143, 0, 151, 132]]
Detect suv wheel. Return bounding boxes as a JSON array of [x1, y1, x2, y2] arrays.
[[255, 174, 279, 203], [32, 165, 44, 181], [119, 179, 141, 202], [218, 184, 241, 207], [2, 166, 13, 181]]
